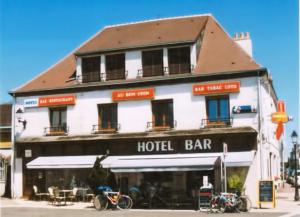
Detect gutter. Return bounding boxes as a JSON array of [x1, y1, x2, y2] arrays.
[[9, 68, 268, 97]]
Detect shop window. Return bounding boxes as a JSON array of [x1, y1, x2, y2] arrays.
[[151, 99, 174, 130], [95, 103, 118, 133], [142, 49, 164, 77], [168, 46, 191, 75], [105, 53, 126, 80], [46, 107, 67, 135], [205, 96, 231, 126], [0, 158, 5, 181], [81, 56, 101, 83]]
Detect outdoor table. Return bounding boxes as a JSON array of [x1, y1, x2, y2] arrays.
[[59, 189, 73, 205], [77, 188, 89, 201]]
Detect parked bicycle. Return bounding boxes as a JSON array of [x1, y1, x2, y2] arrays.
[[94, 186, 133, 210], [209, 192, 251, 213]]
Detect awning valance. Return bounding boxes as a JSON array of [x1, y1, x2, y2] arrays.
[[26, 155, 102, 169], [224, 151, 255, 167], [101, 153, 220, 173]]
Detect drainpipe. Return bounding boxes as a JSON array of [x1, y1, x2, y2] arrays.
[[257, 72, 263, 180]]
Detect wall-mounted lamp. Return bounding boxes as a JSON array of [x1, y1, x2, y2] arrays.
[[16, 108, 27, 129]]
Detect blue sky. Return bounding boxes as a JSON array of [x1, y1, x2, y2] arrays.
[[0, 0, 298, 156]]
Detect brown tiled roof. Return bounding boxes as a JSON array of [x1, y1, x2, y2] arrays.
[[0, 104, 12, 126], [76, 16, 209, 54], [13, 15, 261, 94], [194, 17, 260, 73]]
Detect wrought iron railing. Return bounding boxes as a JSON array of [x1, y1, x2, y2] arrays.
[[92, 123, 120, 134], [146, 120, 177, 131], [77, 71, 101, 83], [44, 126, 69, 136], [201, 117, 233, 128], [166, 64, 194, 75], [138, 65, 164, 77], [105, 70, 128, 81]]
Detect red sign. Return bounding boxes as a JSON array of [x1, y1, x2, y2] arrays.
[[38, 95, 76, 107], [112, 88, 155, 101], [193, 81, 240, 95]]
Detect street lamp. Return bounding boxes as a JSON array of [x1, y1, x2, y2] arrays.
[[291, 131, 299, 201]]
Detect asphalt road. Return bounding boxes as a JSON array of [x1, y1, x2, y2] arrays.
[[1, 208, 288, 217]]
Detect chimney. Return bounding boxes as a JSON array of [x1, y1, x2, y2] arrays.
[[233, 32, 253, 57]]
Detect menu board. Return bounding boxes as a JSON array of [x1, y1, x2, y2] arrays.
[[259, 180, 274, 203]]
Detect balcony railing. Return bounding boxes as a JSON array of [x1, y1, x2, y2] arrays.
[[166, 64, 194, 75], [138, 65, 164, 77], [201, 118, 233, 128], [105, 70, 128, 81], [44, 126, 69, 136], [146, 120, 177, 131], [78, 71, 101, 83], [92, 123, 120, 134]]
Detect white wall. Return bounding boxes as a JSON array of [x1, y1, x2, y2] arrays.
[[15, 77, 261, 137], [126, 51, 142, 79]]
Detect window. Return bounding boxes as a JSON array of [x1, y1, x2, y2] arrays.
[[151, 99, 174, 129], [49, 107, 67, 133], [206, 96, 230, 126], [81, 56, 101, 83], [97, 103, 118, 132], [0, 158, 5, 182], [168, 46, 191, 75], [105, 53, 125, 80], [142, 49, 164, 77]]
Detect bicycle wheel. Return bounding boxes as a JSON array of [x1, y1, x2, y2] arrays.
[[117, 195, 133, 209], [236, 196, 251, 212], [94, 194, 108, 210]]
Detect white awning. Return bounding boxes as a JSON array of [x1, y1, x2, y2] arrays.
[[225, 151, 255, 167], [101, 153, 220, 173], [26, 155, 102, 169]]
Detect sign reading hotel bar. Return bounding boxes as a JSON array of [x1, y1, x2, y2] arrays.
[[193, 81, 240, 95], [24, 95, 76, 107], [112, 88, 154, 101]]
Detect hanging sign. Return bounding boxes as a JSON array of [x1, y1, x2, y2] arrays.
[[112, 88, 154, 102], [193, 81, 240, 95], [38, 95, 76, 107]]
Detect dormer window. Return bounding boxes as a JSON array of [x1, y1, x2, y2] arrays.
[[142, 49, 164, 77], [81, 56, 101, 83], [106, 53, 126, 81], [168, 46, 191, 75]]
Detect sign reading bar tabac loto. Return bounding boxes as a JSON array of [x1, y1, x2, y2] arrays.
[[38, 95, 76, 107], [193, 81, 240, 95], [112, 88, 155, 102]]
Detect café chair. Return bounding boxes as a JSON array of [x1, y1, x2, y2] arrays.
[[68, 187, 78, 203], [33, 185, 49, 201]]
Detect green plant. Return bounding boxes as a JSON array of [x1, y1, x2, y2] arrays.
[[227, 174, 243, 192]]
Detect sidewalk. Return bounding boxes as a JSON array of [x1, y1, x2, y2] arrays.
[[251, 183, 300, 216], [1, 184, 300, 216]]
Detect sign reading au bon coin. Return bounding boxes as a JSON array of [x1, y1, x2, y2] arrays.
[[112, 88, 155, 101], [24, 95, 76, 107], [193, 81, 240, 95]]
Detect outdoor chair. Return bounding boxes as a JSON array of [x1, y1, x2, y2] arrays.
[[84, 189, 94, 202], [67, 187, 78, 203], [33, 185, 49, 201], [53, 187, 67, 206], [48, 187, 57, 205]]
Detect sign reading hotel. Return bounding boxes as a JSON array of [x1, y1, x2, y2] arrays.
[[38, 95, 76, 107], [112, 88, 154, 102], [193, 81, 240, 95]]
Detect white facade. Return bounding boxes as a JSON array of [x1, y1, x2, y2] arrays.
[[15, 77, 260, 137]]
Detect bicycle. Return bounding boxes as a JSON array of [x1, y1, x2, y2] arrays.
[[209, 192, 251, 213], [94, 186, 133, 210]]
